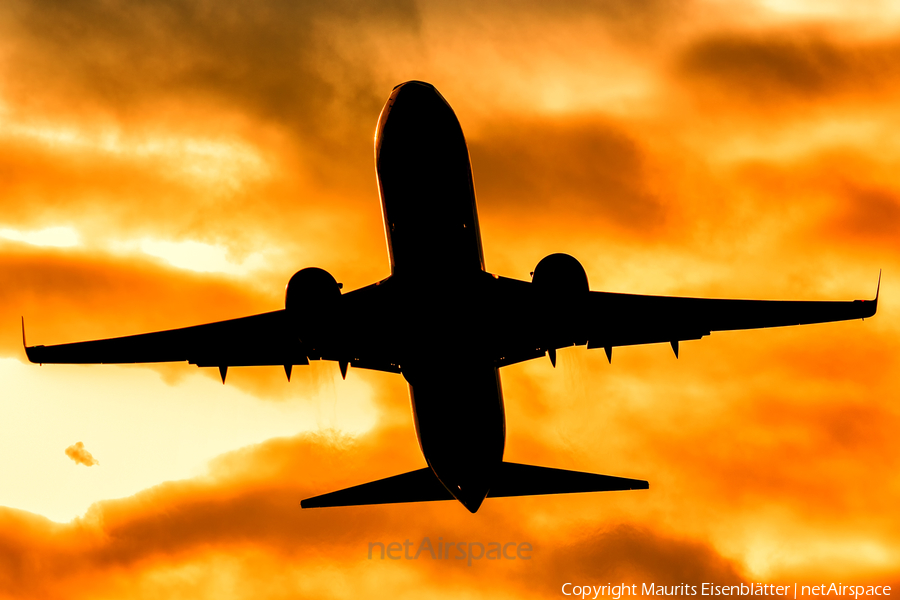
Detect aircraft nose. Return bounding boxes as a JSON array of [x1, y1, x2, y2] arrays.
[[392, 80, 436, 91], [389, 80, 449, 110]]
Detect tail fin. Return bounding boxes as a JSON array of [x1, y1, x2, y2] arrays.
[[300, 462, 647, 509]]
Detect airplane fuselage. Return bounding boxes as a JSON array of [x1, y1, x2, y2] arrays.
[[375, 81, 504, 512]]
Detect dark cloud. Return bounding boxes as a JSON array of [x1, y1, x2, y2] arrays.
[[566, 0, 687, 35], [0, 424, 754, 599], [2, 0, 419, 139], [543, 524, 745, 584], [469, 117, 665, 232], [0, 0, 418, 238], [1, 1, 898, 595], [677, 30, 900, 106], [434, 0, 690, 45], [729, 151, 900, 256], [587, 324, 900, 522], [1, 245, 276, 335], [0, 243, 275, 381], [668, 394, 900, 514], [833, 184, 900, 241]]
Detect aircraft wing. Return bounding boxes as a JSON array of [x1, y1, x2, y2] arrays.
[[584, 286, 879, 353], [23, 310, 309, 369], [494, 272, 880, 365]]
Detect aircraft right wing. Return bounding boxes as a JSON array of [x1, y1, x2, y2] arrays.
[[23, 311, 309, 369]]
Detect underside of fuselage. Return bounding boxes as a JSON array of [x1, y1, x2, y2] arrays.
[[375, 81, 504, 513], [376, 80, 485, 276]]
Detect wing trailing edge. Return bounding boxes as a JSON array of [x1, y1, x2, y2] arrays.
[[300, 462, 648, 509]]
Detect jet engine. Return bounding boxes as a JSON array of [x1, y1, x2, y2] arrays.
[[284, 268, 342, 349], [285, 267, 342, 312], [531, 253, 589, 295], [531, 254, 590, 359]]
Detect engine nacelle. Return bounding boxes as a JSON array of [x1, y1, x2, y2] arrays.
[[285, 268, 342, 347], [531, 253, 589, 295], [285, 267, 342, 313]]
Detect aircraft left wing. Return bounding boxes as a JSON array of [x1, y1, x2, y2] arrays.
[[23, 311, 309, 369], [493, 272, 880, 365], [583, 284, 879, 354]]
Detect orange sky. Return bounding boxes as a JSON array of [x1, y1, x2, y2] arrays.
[[1, 0, 899, 597]]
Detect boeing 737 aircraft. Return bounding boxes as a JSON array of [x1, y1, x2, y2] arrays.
[[23, 81, 879, 513]]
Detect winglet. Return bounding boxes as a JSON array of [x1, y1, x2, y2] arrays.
[[21, 317, 39, 364], [219, 365, 228, 384], [876, 269, 882, 303], [865, 270, 881, 320]]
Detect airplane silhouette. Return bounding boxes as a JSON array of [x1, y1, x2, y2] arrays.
[[23, 81, 880, 513]]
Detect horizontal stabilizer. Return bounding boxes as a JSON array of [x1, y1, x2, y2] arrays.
[[300, 467, 453, 508], [488, 462, 648, 497], [300, 462, 647, 509]]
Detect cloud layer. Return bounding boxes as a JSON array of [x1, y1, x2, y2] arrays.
[[1, 0, 898, 597]]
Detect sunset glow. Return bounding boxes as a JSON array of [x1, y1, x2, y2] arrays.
[[1, 0, 898, 597]]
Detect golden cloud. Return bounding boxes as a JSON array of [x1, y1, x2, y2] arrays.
[[0, 0, 898, 596], [65, 442, 99, 467], [0, 427, 757, 599]]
